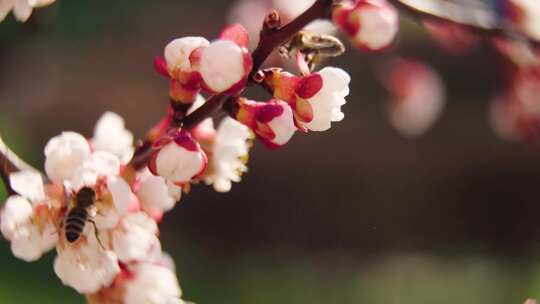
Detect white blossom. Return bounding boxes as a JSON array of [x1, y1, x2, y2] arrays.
[[154, 141, 206, 184], [112, 212, 161, 263], [304, 67, 351, 132], [138, 172, 181, 213], [44, 132, 91, 184], [93, 112, 134, 165], [199, 40, 246, 93], [205, 117, 252, 192], [1, 171, 57, 262], [67, 151, 121, 190], [124, 263, 182, 304], [54, 234, 120, 294], [354, 2, 399, 51], [165, 37, 210, 72]]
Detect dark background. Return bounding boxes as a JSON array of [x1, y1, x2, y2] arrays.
[[0, 1, 539, 303]]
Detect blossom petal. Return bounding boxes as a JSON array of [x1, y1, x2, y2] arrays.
[[9, 171, 45, 203]]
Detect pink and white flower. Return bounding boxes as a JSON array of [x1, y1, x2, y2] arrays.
[[123, 263, 182, 304], [332, 0, 399, 51], [0, 0, 55, 23], [383, 58, 445, 137], [155, 37, 210, 103], [44, 131, 92, 184], [92, 112, 134, 165], [265, 67, 351, 132], [0, 171, 57, 262], [54, 231, 120, 294], [203, 117, 253, 192], [199, 24, 253, 94], [112, 212, 161, 264], [137, 170, 182, 215], [149, 129, 207, 185], [236, 98, 296, 148]]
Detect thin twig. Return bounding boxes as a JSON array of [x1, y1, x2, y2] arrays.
[[387, 0, 540, 47]]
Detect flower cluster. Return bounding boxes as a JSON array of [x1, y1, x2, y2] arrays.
[[1, 112, 189, 303], [0, 1, 357, 303]]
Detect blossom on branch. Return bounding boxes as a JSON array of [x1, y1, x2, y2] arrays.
[[235, 98, 297, 148], [199, 24, 253, 94], [149, 129, 207, 185], [332, 0, 399, 51], [265, 66, 351, 132]]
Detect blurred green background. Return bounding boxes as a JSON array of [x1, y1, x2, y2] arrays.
[[1, 0, 540, 303]]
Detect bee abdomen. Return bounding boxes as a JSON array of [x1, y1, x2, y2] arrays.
[[64, 207, 88, 243]]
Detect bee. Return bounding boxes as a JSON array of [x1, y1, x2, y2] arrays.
[[63, 186, 102, 247], [279, 30, 345, 71]]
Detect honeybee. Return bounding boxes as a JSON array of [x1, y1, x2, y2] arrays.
[[63, 186, 102, 247], [279, 30, 345, 71]]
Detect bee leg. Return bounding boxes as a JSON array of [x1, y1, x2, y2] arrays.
[[88, 219, 105, 250]]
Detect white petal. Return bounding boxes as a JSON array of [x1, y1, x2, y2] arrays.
[[0, 0, 15, 22], [13, 0, 31, 22], [93, 112, 134, 165], [9, 171, 45, 203], [107, 175, 135, 216], [304, 92, 346, 132], [54, 244, 120, 294], [155, 143, 205, 184], [10, 225, 45, 261], [28, 0, 55, 7], [138, 174, 178, 213], [44, 132, 91, 184], [69, 151, 121, 189], [112, 212, 160, 263], [318, 67, 351, 97], [165, 37, 209, 72], [355, 4, 398, 50], [124, 263, 181, 304], [205, 117, 251, 192], [10, 222, 57, 262], [200, 40, 245, 93], [0, 195, 33, 240], [94, 205, 119, 232], [267, 102, 296, 145]]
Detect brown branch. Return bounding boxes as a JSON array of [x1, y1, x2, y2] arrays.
[[387, 0, 540, 47], [181, 0, 336, 130], [250, 0, 335, 78], [0, 135, 37, 196]]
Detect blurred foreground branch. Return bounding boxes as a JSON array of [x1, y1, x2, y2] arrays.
[[0, 135, 36, 195]]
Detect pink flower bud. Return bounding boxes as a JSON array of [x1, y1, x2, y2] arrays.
[[155, 37, 210, 103], [236, 98, 296, 148], [199, 24, 253, 94], [333, 0, 398, 51], [149, 130, 207, 185]]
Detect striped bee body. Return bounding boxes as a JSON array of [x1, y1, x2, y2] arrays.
[[64, 206, 89, 243], [63, 186, 96, 244]]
